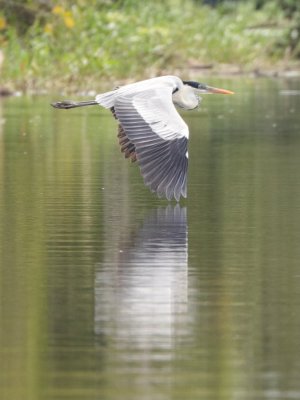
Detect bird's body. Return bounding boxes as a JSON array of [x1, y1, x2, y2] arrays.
[[52, 75, 233, 201], [96, 75, 199, 111]]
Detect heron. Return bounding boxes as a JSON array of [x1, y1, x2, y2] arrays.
[[51, 75, 234, 201]]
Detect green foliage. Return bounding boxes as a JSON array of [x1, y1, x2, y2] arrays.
[[254, 0, 300, 57], [277, 0, 300, 57], [0, 0, 298, 92]]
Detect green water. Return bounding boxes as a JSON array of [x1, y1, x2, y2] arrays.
[[1, 78, 300, 400]]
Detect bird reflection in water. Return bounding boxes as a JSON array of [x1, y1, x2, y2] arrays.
[[94, 205, 188, 358]]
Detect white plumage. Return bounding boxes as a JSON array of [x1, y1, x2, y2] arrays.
[[52, 75, 233, 201]]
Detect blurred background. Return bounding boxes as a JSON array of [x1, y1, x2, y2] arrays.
[[0, 0, 300, 93], [1, 2, 300, 400]]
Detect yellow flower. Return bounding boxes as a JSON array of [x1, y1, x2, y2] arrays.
[[63, 14, 75, 29], [0, 16, 7, 30], [44, 23, 53, 34], [52, 5, 65, 15]]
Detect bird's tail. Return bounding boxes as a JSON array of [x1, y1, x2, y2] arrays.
[[51, 100, 98, 109]]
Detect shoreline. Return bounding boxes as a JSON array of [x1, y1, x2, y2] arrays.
[[1, 63, 300, 97]]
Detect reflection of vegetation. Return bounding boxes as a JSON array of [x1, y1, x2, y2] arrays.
[[1, 81, 300, 398], [0, 0, 299, 92]]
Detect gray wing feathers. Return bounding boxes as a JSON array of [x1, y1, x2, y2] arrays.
[[114, 89, 188, 201]]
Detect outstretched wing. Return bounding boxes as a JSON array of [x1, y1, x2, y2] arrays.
[[111, 107, 137, 162], [114, 86, 189, 201]]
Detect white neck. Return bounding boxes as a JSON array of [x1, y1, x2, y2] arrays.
[[172, 86, 201, 110]]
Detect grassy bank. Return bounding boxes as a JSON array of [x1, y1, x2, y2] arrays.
[[0, 0, 299, 93]]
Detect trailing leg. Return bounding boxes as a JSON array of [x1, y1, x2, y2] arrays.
[[51, 100, 98, 109]]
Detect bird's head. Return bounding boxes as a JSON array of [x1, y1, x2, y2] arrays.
[[183, 80, 234, 95]]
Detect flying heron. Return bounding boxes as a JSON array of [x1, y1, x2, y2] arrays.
[[51, 75, 234, 201]]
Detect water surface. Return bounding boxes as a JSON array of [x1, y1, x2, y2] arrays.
[[1, 78, 300, 400]]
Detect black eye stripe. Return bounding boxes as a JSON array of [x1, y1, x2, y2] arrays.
[[183, 81, 207, 90]]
